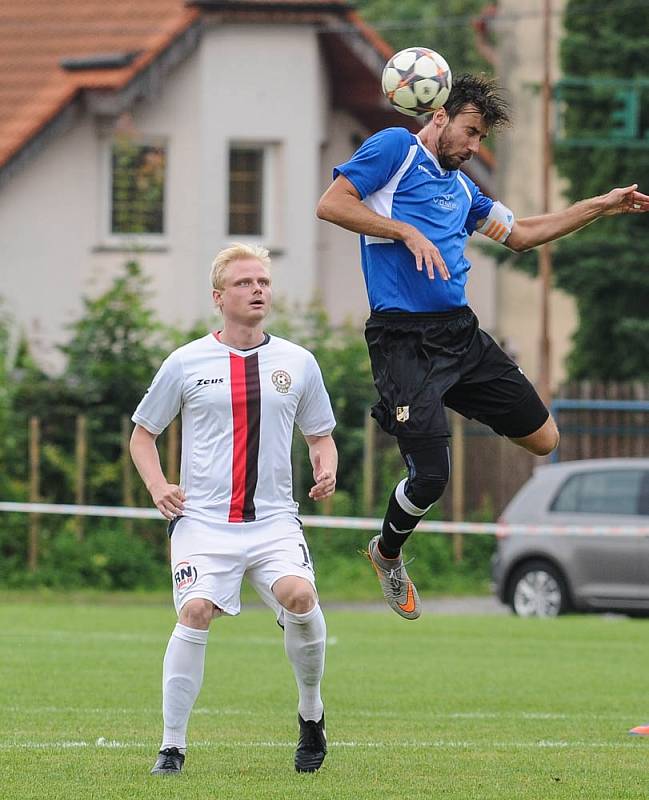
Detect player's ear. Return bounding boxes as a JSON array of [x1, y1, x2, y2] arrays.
[[432, 107, 448, 126], [212, 288, 222, 309]]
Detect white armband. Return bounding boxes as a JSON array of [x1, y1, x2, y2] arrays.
[[475, 201, 515, 243]]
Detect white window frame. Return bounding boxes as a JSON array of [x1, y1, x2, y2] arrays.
[[100, 136, 169, 248], [227, 140, 282, 248]]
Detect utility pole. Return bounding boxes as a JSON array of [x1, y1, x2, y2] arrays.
[[538, 0, 553, 405]]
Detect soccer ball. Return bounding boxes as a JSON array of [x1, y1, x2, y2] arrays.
[[381, 47, 452, 117]]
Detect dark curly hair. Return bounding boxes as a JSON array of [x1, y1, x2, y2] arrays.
[[444, 74, 511, 129]]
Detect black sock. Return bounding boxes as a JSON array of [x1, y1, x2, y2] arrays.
[[378, 488, 423, 558]]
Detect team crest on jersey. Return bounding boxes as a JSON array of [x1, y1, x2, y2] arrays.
[[272, 370, 292, 394], [173, 560, 198, 592], [396, 406, 410, 422]]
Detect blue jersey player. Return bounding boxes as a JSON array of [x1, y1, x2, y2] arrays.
[[317, 74, 649, 620]]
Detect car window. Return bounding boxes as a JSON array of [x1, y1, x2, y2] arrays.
[[551, 470, 648, 515]]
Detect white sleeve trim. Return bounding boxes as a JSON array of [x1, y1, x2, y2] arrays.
[[457, 173, 473, 202], [475, 201, 515, 243], [131, 414, 165, 436]]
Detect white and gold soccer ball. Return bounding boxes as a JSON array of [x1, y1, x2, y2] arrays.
[[381, 47, 452, 117]]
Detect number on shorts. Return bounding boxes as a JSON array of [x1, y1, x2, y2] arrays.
[[298, 543, 310, 567]]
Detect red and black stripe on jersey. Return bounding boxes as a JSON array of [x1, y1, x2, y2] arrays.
[[228, 352, 261, 522]]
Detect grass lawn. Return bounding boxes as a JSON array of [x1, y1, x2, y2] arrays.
[[2, 599, 649, 799]]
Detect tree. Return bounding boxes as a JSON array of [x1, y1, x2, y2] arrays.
[[59, 260, 168, 504], [61, 260, 166, 415], [356, 0, 492, 76], [269, 304, 379, 514], [552, 1, 649, 379]]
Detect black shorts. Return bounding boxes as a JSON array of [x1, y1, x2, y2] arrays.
[[364, 307, 549, 443]]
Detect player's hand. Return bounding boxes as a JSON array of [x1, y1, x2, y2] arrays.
[[149, 481, 185, 520], [308, 454, 336, 501], [600, 185, 649, 216], [402, 225, 450, 280]]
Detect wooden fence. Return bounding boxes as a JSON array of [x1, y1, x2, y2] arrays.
[[22, 414, 180, 570], [15, 382, 649, 570], [552, 382, 649, 461]]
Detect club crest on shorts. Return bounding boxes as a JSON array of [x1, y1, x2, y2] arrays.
[[173, 560, 198, 592], [396, 405, 410, 422], [272, 370, 291, 393]]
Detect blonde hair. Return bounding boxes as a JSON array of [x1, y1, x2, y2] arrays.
[[210, 242, 271, 291]]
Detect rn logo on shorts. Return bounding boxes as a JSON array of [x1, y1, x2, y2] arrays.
[[272, 370, 292, 394], [396, 405, 410, 422], [174, 561, 198, 592]]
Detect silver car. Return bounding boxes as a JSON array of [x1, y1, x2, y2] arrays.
[[492, 458, 649, 617]]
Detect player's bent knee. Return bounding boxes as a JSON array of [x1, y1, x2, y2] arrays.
[[273, 576, 316, 614], [534, 429, 560, 456], [178, 598, 218, 629], [400, 444, 451, 511], [513, 418, 560, 456], [405, 474, 449, 510]]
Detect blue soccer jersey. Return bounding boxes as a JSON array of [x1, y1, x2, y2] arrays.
[[334, 127, 494, 312]]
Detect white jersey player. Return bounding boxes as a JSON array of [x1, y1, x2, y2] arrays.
[[130, 243, 337, 776]]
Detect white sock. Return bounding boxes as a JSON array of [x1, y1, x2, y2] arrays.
[[283, 604, 326, 722], [160, 623, 209, 751]]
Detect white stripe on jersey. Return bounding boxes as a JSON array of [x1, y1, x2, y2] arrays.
[[362, 143, 419, 242], [132, 334, 335, 526], [456, 173, 473, 202]]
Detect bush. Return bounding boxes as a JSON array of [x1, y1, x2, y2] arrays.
[[1, 518, 169, 590]]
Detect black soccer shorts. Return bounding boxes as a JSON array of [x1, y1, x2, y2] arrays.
[[364, 307, 549, 442]]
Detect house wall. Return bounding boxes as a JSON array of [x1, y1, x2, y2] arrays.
[[495, 0, 576, 387], [0, 46, 204, 370], [1, 115, 101, 371], [0, 19, 500, 370], [0, 24, 338, 367], [317, 110, 372, 325], [196, 24, 327, 320]]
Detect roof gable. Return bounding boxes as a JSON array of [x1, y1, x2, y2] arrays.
[[0, 1, 199, 172], [0, 0, 492, 189]]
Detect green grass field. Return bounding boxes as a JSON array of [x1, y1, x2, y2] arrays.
[[3, 598, 649, 800]]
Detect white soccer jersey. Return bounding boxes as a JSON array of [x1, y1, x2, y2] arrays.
[[132, 333, 336, 525]]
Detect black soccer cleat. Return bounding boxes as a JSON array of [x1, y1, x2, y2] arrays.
[[150, 746, 185, 775], [294, 713, 327, 773]]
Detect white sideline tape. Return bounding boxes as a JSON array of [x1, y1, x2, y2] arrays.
[[0, 738, 643, 751], [2, 501, 649, 537], [5, 706, 638, 721]]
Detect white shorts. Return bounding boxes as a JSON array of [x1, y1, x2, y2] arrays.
[[169, 515, 316, 619]]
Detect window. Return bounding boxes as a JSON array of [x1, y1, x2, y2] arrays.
[[228, 145, 264, 236], [551, 470, 648, 516], [111, 139, 166, 235]]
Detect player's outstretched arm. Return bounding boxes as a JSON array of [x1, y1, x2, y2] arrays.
[[316, 176, 450, 280], [130, 424, 185, 520], [304, 434, 338, 502], [504, 185, 649, 252]]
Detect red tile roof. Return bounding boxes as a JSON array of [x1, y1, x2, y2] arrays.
[[0, 1, 199, 169], [0, 1, 492, 179]]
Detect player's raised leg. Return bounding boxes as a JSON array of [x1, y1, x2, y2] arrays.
[[509, 414, 560, 456], [273, 575, 327, 772], [368, 441, 450, 620]]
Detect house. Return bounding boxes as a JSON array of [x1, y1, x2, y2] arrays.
[[0, 0, 496, 371], [495, 0, 575, 387]]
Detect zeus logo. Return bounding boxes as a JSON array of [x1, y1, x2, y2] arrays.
[[174, 561, 198, 591], [196, 377, 224, 385]]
